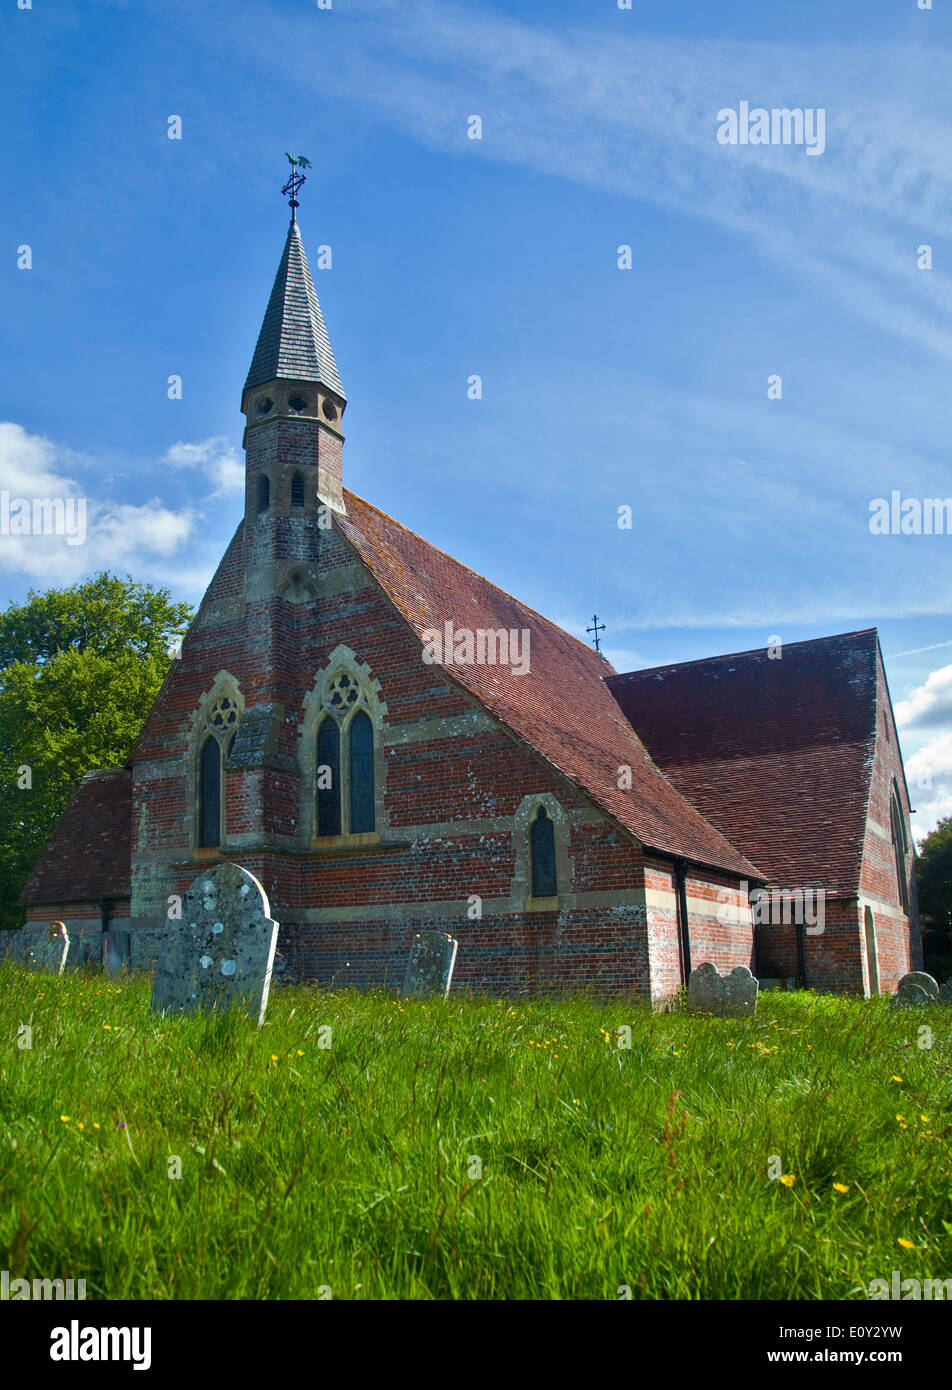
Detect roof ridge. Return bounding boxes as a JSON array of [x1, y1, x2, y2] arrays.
[[610, 628, 878, 680]]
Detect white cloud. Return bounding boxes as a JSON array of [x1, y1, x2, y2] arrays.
[[895, 664, 952, 730], [0, 421, 198, 585], [905, 730, 952, 844], [163, 438, 244, 497]]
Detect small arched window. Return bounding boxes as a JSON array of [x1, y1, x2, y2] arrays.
[[290, 473, 305, 508], [257, 474, 270, 513], [198, 737, 222, 847], [530, 805, 557, 898], [317, 717, 342, 837]]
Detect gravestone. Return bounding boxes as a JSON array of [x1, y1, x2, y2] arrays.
[[941, 978, 952, 1005], [29, 921, 70, 976], [687, 962, 758, 1017], [151, 863, 279, 1026], [104, 928, 131, 976], [893, 971, 940, 1007], [403, 930, 458, 999], [2, 930, 35, 967]]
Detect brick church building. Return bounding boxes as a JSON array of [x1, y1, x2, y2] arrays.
[[15, 211, 922, 1000]]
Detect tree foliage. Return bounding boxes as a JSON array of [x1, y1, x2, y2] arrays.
[[914, 816, 952, 976], [0, 574, 192, 931]]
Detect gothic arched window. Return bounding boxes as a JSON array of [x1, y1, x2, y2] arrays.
[[257, 474, 270, 513], [530, 805, 557, 898], [290, 472, 305, 508], [890, 784, 909, 913], [196, 692, 241, 849], [349, 709, 375, 833], [314, 670, 377, 839], [317, 716, 342, 837]]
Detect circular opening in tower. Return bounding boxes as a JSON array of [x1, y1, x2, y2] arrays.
[[257, 397, 274, 415], [322, 400, 338, 422], [288, 395, 309, 413]]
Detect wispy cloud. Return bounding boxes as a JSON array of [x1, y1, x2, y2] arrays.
[[215, 0, 952, 359]]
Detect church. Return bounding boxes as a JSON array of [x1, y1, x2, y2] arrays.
[[16, 202, 922, 1001]]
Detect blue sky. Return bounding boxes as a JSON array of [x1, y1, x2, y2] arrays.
[[3, 0, 952, 839]]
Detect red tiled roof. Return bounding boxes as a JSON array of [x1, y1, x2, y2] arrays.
[[606, 631, 881, 895], [337, 491, 759, 878], [19, 769, 131, 905]]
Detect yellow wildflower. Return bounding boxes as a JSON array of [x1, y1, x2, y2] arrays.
[[898, 1238, 915, 1250], [833, 1182, 849, 1193], [780, 1174, 795, 1187]]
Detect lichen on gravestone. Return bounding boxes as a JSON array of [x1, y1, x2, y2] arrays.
[[151, 862, 279, 1026], [687, 961, 758, 1017], [893, 971, 940, 1007], [403, 930, 458, 999], [28, 920, 70, 976]]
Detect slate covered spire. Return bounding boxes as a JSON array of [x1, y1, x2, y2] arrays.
[[243, 220, 345, 405]]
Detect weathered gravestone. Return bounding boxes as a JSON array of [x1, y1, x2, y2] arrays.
[[28, 921, 70, 976], [893, 971, 940, 1007], [104, 928, 131, 976], [2, 930, 34, 967], [687, 962, 759, 1017], [941, 979, 952, 1004], [403, 930, 458, 1000], [151, 863, 279, 1026]]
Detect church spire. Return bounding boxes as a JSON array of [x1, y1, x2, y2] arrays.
[[241, 177, 347, 518], [242, 219, 345, 408]]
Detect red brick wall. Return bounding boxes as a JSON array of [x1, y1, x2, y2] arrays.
[[857, 652, 920, 991]]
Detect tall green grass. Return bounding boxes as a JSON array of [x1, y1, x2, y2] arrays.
[[1, 963, 949, 1299]]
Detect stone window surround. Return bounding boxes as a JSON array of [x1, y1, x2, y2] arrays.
[[512, 793, 571, 912], [186, 671, 245, 857], [298, 645, 389, 850]]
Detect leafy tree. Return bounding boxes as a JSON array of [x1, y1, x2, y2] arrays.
[[0, 574, 192, 931], [914, 816, 952, 977]]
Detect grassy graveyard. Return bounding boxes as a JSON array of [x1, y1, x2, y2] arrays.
[[1, 961, 949, 1300]]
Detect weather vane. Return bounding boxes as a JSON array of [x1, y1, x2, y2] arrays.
[[282, 153, 312, 224], [586, 614, 606, 654]]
